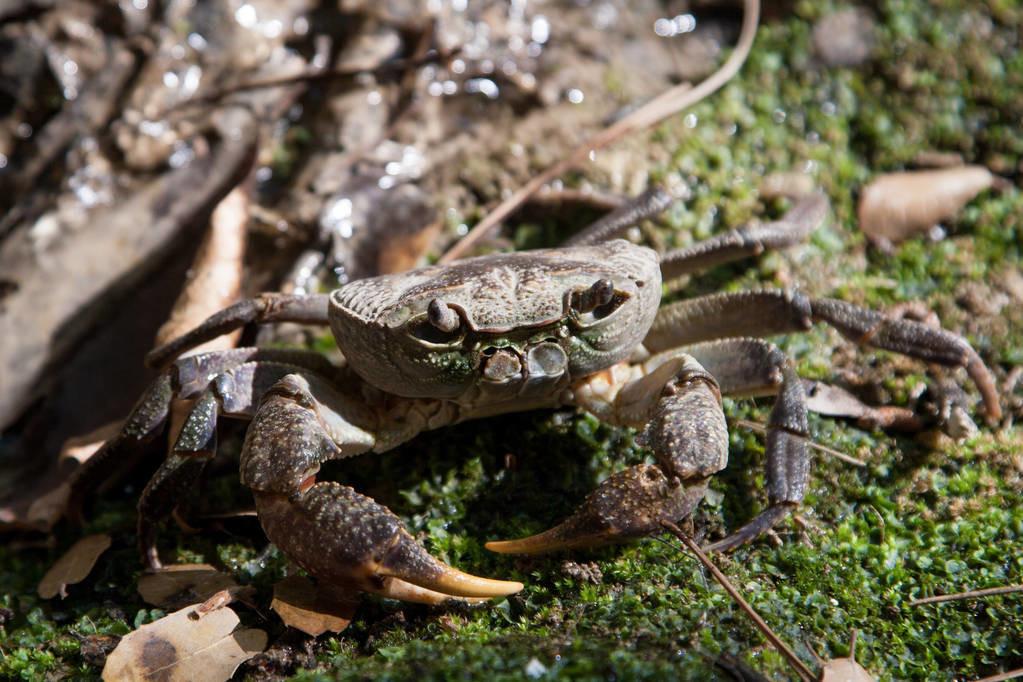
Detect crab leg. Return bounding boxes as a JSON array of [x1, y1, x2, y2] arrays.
[[137, 359, 347, 567], [244, 374, 523, 601], [645, 289, 1000, 422], [68, 348, 335, 524], [565, 187, 674, 246], [146, 293, 330, 369], [682, 339, 809, 552], [658, 193, 827, 281], [487, 354, 728, 554]]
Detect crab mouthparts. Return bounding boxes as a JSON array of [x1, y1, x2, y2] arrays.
[[481, 348, 523, 383]]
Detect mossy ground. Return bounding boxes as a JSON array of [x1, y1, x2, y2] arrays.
[[2, 1, 1022, 680]]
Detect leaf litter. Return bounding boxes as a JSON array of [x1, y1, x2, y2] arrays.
[[102, 592, 266, 682], [37, 533, 112, 599]]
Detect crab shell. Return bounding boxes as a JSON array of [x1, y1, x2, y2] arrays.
[[328, 240, 662, 402]]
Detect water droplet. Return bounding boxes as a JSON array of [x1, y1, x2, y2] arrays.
[[181, 65, 202, 97], [567, 88, 584, 104], [531, 16, 550, 44], [654, 18, 674, 37], [168, 141, 195, 168], [235, 4, 257, 28]]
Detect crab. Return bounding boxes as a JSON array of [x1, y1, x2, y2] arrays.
[[75, 193, 1000, 605]]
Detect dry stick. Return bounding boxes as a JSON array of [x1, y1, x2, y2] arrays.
[[734, 419, 867, 467], [661, 521, 817, 682], [909, 585, 1023, 607], [439, 0, 760, 263], [157, 48, 458, 117], [973, 670, 1023, 682]]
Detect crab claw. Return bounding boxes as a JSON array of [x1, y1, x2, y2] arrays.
[[486, 465, 709, 555], [254, 485, 522, 601]]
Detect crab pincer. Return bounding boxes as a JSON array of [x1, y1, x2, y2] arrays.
[[488, 356, 729, 554], [242, 374, 522, 604]]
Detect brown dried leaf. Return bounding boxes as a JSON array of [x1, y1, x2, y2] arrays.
[[154, 186, 248, 350], [38, 533, 112, 599], [804, 380, 924, 432], [271, 575, 357, 637], [138, 564, 239, 609], [102, 602, 266, 682], [858, 166, 994, 248], [803, 381, 870, 419], [759, 171, 816, 199], [154, 186, 248, 448], [820, 658, 875, 681], [0, 422, 119, 532]]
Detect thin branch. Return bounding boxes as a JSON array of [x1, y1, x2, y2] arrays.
[[971, 669, 1023, 682], [439, 0, 760, 263], [157, 48, 458, 117], [661, 521, 817, 682], [910, 585, 1023, 606], [734, 419, 867, 467]]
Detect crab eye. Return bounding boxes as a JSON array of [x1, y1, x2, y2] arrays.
[[409, 299, 464, 345], [570, 278, 626, 326]]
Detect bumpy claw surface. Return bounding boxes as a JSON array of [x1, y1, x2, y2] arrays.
[[486, 466, 709, 554], [256, 486, 522, 599]]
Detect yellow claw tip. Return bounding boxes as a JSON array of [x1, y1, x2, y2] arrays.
[[406, 566, 523, 598]]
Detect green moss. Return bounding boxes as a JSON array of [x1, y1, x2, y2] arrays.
[[2, 1, 1022, 680]]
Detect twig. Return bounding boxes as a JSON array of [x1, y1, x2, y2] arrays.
[[439, 0, 761, 263], [157, 47, 458, 117], [972, 669, 1023, 682], [734, 419, 867, 467], [661, 521, 817, 682], [909, 585, 1023, 606]]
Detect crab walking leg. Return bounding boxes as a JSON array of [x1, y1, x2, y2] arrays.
[[682, 339, 810, 552], [565, 187, 674, 247], [68, 347, 339, 520], [136, 360, 347, 567], [487, 354, 728, 554], [658, 192, 827, 281], [644, 289, 1001, 422], [243, 374, 523, 601], [146, 293, 330, 369]]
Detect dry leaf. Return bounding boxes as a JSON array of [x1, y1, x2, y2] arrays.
[[138, 564, 239, 609], [38, 533, 112, 599], [271, 575, 357, 637], [759, 171, 816, 199], [154, 187, 248, 447], [102, 602, 266, 682], [820, 657, 875, 681], [154, 186, 248, 351], [858, 166, 995, 248], [0, 422, 119, 532], [803, 380, 922, 432]]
